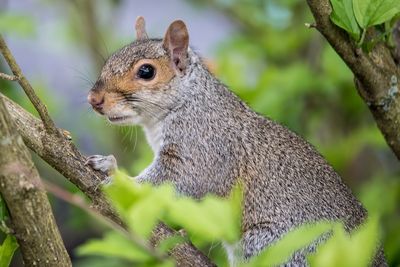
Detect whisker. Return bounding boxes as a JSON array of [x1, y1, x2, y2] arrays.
[[69, 66, 96, 87], [84, 108, 93, 117], [98, 32, 111, 62], [121, 126, 129, 143], [139, 105, 163, 121], [132, 126, 138, 154], [123, 96, 171, 113], [120, 127, 130, 154]]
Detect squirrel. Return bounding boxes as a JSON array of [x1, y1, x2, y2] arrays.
[[86, 17, 387, 266]]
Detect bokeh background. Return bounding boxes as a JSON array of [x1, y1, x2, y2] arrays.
[[0, 0, 399, 266]]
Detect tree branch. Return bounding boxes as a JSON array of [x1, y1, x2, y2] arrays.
[[393, 20, 400, 64], [0, 92, 215, 266], [0, 96, 71, 266], [0, 33, 214, 263], [0, 34, 59, 135], [0, 72, 18, 81], [306, 0, 400, 160], [43, 180, 167, 261]]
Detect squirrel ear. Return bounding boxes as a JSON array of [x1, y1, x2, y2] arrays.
[[135, 16, 148, 40], [163, 20, 189, 73]]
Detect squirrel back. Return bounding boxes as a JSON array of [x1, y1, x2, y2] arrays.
[[87, 17, 386, 266]]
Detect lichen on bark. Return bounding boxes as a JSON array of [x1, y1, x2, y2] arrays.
[[0, 96, 71, 267]]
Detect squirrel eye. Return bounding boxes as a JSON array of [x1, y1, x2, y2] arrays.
[[136, 64, 155, 80]]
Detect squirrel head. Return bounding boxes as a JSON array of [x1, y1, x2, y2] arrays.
[[87, 16, 193, 125]]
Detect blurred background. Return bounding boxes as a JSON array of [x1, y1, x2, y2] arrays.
[[0, 0, 399, 266]]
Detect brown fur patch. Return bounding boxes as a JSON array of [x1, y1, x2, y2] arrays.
[[114, 57, 175, 93], [102, 91, 119, 111], [89, 57, 175, 113]]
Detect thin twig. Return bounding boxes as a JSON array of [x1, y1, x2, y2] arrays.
[[0, 72, 19, 81], [43, 180, 167, 262], [357, 28, 367, 47], [0, 34, 58, 135], [0, 45, 216, 267]]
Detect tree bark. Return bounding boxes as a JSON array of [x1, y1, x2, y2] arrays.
[[306, 0, 400, 160], [0, 92, 215, 267], [0, 97, 71, 266]]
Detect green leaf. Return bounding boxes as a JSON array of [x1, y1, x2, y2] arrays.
[[167, 198, 223, 241], [353, 0, 400, 27], [244, 222, 334, 267], [157, 236, 186, 253], [126, 184, 175, 238], [167, 193, 241, 243], [0, 196, 7, 222], [228, 185, 243, 240], [76, 231, 151, 262], [308, 217, 379, 267], [104, 171, 153, 212], [330, 0, 361, 39], [0, 235, 19, 267]]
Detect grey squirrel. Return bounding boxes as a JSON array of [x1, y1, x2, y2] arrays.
[[86, 17, 387, 266]]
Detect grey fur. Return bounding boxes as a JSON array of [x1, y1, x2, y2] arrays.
[[101, 39, 164, 79], [88, 36, 387, 266]]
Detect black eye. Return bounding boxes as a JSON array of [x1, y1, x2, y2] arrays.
[[136, 64, 155, 80]]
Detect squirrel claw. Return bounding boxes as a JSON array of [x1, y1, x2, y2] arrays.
[[85, 154, 117, 174], [62, 129, 72, 140]]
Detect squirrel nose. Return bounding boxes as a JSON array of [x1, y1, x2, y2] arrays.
[[88, 93, 105, 112]]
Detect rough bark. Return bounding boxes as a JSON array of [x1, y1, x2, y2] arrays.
[[393, 20, 400, 64], [306, 0, 400, 160], [0, 97, 71, 266], [0, 93, 215, 267], [151, 222, 216, 266]]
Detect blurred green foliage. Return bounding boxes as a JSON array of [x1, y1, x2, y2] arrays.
[[76, 174, 382, 267], [77, 173, 241, 266], [0, 12, 36, 37], [0, 0, 399, 266], [208, 2, 400, 264]]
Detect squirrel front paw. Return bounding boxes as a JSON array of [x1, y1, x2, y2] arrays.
[[85, 154, 117, 176]]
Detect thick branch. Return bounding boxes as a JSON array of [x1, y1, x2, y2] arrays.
[[0, 34, 58, 135], [0, 97, 71, 266], [393, 20, 400, 64], [0, 93, 215, 267], [306, 0, 400, 160]]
